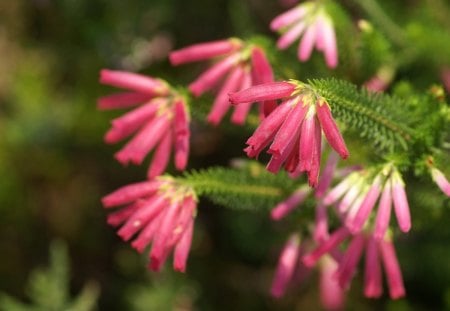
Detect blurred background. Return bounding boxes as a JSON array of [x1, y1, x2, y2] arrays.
[[0, 0, 449, 310]]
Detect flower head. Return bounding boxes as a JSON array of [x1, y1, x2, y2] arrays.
[[102, 176, 197, 272], [169, 39, 275, 125], [230, 81, 349, 187], [271, 1, 338, 68], [323, 166, 411, 237], [302, 229, 406, 299], [99, 69, 190, 178]]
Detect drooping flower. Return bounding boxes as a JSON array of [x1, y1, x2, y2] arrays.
[[271, 233, 302, 298], [99, 69, 190, 178], [430, 167, 450, 197], [230, 81, 349, 187], [169, 38, 275, 125], [102, 176, 197, 272], [364, 66, 394, 93], [322, 166, 411, 237], [270, 1, 338, 68], [302, 229, 406, 299]]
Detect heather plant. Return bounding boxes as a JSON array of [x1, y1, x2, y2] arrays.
[[97, 0, 450, 309]]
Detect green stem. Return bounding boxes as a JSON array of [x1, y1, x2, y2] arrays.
[[353, 0, 406, 47]]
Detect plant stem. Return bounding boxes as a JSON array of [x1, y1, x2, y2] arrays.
[[353, 0, 406, 47]]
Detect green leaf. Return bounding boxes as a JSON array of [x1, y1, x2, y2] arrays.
[[183, 162, 298, 211]]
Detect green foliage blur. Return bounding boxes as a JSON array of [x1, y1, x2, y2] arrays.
[[0, 0, 449, 310]]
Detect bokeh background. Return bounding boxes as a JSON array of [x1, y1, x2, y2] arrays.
[[0, 0, 450, 310]]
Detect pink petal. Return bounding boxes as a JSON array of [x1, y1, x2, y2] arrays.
[[374, 180, 392, 240], [346, 176, 382, 234], [335, 233, 365, 289], [244, 99, 294, 158], [229, 81, 296, 104], [307, 116, 322, 187], [174, 100, 190, 170], [102, 181, 160, 208], [364, 235, 383, 298], [302, 227, 350, 268], [100, 69, 169, 95], [379, 239, 406, 299], [106, 203, 139, 226], [169, 39, 242, 65], [117, 195, 167, 241], [271, 187, 310, 220], [231, 71, 253, 125], [392, 176, 411, 233], [277, 21, 307, 50], [207, 66, 245, 125], [188, 53, 240, 97], [97, 92, 152, 110], [114, 113, 171, 165], [271, 234, 301, 298], [322, 173, 357, 206], [250, 47, 277, 117], [315, 101, 349, 159], [105, 99, 164, 143], [173, 220, 194, 272], [315, 151, 339, 199], [270, 5, 307, 31], [298, 107, 316, 172], [320, 256, 345, 311], [314, 203, 329, 243], [298, 22, 317, 61], [147, 130, 173, 178], [268, 97, 307, 158], [431, 168, 450, 197], [317, 15, 338, 68]]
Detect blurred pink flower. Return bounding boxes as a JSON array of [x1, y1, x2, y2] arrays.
[[99, 69, 190, 178], [431, 167, 450, 197], [323, 167, 411, 237], [302, 229, 406, 299], [230, 81, 348, 186], [271, 2, 338, 68], [102, 176, 197, 272], [169, 39, 275, 125]]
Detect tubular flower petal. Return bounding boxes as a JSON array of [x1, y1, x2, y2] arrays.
[[230, 80, 349, 186], [270, 234, 301, 298], [431, 167, 450, 197], [270, 2, 339, 68], [302, 229, 406, 299], [170, 39, 275, 125], [99, 70, 191, 177], [102, 176, 197, 272]]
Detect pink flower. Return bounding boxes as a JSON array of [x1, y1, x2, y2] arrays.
[[302, 229, 406, 299], [323, 166, 411, 237], [169, 39, 275, 125], [271, 186, 311, 220], [364, 67, 395, 92], [320, 256, 345, 311], [431, 167, 450, 197], [271, 233, 301, 297], [102, 176, 197, 272], [270, 235, 346, 309], [271, 2, 338, 68], [230, 81, 349, 187], [99, 69, 190, 178]]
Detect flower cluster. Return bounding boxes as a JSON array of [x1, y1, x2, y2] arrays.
[[271, 234, 345, 310], [170, 38, 275, 125], [99, 69, 190, 178], [323, 165, 411, 237], [271, 1, 338, 68], [230, 81, 349, 186], [102, 176, 197, 272], [302, 229, 405, 299]]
